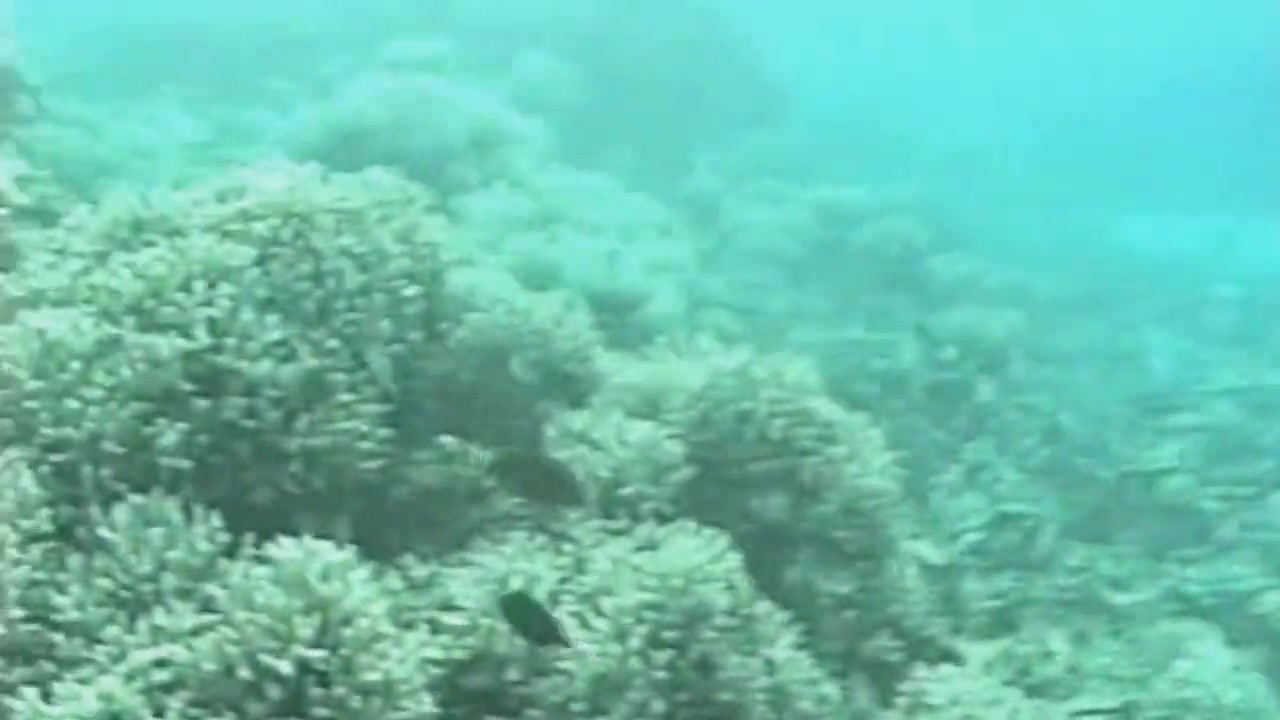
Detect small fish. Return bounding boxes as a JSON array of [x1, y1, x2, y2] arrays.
[[498, 589, 572, 648], [1113, 462, 1183, 481], [490, 448, 584, 507], [1067, 700, 1133, 717]]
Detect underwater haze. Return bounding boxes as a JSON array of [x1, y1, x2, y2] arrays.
[[3, 1, 1280, 718], [728, 0, 1279, 214]]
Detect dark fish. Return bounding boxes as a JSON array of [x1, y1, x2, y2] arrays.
[[1067, 700, 1133, 717], [913, 320, 936, 345], [1113, 462, 1182, 481], [498, 589, 572, 647], [490, 448, 584, 507]]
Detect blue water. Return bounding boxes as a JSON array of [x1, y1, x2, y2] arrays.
[[2, 2, 1279, 717], [725, 0, 1280, 214]]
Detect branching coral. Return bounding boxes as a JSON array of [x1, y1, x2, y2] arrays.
[[0, 449, 59, 697], [673, 347, 902, 552], [980, 616, 1280, 719], [650, 345, 952, 691], [57, 493, 231, 632], [175, 535, 442, 719], [592, 339, 732, 424], [0, 161, 450, 544], [889, 661, 1070, 719], [7, 523, 441, 720], [426, 264, 604, 450], [399, 519, 854, 720], [0, 489, 224, 718], [543, 403, 695, 522], [3, 491, 232, 699], [7, 672, 194, 720], [451, 164, 702, 347]]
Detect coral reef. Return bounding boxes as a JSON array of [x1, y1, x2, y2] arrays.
[[889, 661, 1068, 719], [6, 509, 441, 720], [428, 264, 605, 449], [403, 519, 854, 720], [0, 161, 449, 546], [284, 45, 552, 195], [3, 6, 1279, 719]]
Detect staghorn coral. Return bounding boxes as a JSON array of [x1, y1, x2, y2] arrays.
[[397, 519, 854, 720], [6, 527, 441, 720], [377, 434, 511, 557], [981, 616, 1280, 719], [46, 493, 233, 651], [174, 535, 442, 719], [0, 449, 59, 697], [451, 164, 701, 347], [543, 402, 695, 522], [7, 671, 196, 720], [0, 161, 450, 544], [592, 339, 732, 425], [664, 345, 951, 692], [427, 263, 605, 450], [2, 491, 233, 701], [888, 660, 1071, 719], [677, 350, 904, 531], [373, 432, 587, 560]]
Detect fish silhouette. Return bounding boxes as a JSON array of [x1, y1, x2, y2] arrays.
[[490, 448, 584, 508], [498, 589, 572, 648]]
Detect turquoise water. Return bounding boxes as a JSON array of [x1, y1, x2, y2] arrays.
[[1, 2, 1278, 717]]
